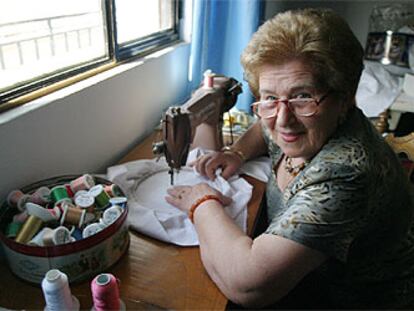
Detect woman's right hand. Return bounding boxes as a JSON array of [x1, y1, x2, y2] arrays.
[[190, 151, 244, 180]]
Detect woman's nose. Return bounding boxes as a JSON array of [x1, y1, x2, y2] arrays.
[[276, 101, 296, 127]]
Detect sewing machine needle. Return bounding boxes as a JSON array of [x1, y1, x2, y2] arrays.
[[169, 169, 174, 185]]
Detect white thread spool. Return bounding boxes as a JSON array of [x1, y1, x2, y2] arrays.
[[102, 205, 123, 226], [42, 269, 79, 311]]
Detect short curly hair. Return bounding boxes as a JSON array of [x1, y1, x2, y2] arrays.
[[241, 8, 364, 99]]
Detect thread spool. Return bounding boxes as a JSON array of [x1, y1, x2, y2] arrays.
[[42, 269, 79, 311], [74, 193, 95, 212], [109, 197, 128, 209], [29, 227, 53, 246], [50, 186, 69, 203], [73, 189, 88, 198], [71, 227, 83, 241], [89, 185, 110, 210], [7, 190, 24, 208], [70, 174, 95, 193], [26, 202, 61, 222], [64, 184, 74, 198], [60, 202, 86, 228], [17, 194, 31, 212], [102, 205, 123, 226], [43, 226, 72, 246], [91, 273, 125, 311], [203, 69, 214, 89], [30, 186, 51, 205], [13, 210, 29, 223], [104, 184, 122, 197], [6, 222, 23, 239], [15, 215, 43, 244], [82, 223, 104, 239]]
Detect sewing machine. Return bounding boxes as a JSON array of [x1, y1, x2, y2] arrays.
[[153, 72, 242, 184]]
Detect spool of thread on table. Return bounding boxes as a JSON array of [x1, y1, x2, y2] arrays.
[[42, 269, 79, 311], [91, 273, 125, 311], [15, 215, 43, 244]]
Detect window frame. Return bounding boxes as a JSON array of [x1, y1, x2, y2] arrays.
[[0, 0, 181, 111]]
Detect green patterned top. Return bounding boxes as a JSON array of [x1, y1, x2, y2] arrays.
[[263, 107, 414, 309]]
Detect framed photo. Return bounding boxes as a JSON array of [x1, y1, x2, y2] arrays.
[[365, 32, 414, 67], [365, 32, 386, 60]]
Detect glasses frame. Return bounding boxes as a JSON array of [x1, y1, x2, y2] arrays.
[[251, 91, 331, 119]]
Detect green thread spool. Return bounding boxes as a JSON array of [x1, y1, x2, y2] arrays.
[[6, 222, 23, 238], [89, 185, 110, 209], [50, 185, 69, 203]]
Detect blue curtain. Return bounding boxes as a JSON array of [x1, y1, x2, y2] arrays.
[[189, 0, 263, 111]]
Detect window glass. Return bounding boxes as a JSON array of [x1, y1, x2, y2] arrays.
[[0, 0, 107, 94], [115, 0, 175, 45]]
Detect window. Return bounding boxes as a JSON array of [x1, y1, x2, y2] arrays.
[[0, 0, 179, 109]]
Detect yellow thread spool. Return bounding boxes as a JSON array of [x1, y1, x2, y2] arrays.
[[15, 215, 43, 244]]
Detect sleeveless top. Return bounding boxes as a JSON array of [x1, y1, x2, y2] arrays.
[[263, 107, 414, 308]]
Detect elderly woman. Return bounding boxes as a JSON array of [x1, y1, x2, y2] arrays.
[[165, 8, 414, 309]]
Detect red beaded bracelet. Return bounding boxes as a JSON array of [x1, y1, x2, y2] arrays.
[[188, 194, 223, 223]]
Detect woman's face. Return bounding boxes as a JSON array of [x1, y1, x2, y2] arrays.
[[258, 59, 347, 160]]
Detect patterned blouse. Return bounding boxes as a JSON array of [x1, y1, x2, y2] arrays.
[[263, 107, 414, 309]]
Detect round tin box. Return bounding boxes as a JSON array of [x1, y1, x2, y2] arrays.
[[0, 175, 129, 284]]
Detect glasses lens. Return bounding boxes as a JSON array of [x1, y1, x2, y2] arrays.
[[257, 100, 277, 118], [289, 98, 317, 116]]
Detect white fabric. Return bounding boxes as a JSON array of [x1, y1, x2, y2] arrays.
[[356, 61, 400, 117], [106, 148, 271, 246]]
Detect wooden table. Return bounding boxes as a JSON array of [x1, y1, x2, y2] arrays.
[[0, 132, 266, 310]]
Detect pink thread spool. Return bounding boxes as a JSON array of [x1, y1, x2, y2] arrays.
[[203, 69, 214, 88], [30, 186, 51, 206], [7, 190, 24, 208], [91, 273, 125, 311], [70, 174, 95, 193], [7, 190, 31, 212], [104, 184, 122, 198]]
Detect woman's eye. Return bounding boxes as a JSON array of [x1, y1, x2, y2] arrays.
[[294, 92, 312, 99], [263, 95, 277, 101]]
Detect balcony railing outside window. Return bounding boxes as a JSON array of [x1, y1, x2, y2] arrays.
[[0, 0, 179, 108]]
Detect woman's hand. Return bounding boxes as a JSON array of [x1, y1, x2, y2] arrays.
[[165, 183, 232, 214], [190, 151, 244, 180]]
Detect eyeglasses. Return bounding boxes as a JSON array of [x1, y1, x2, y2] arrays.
[[251, 92, 331, 118]]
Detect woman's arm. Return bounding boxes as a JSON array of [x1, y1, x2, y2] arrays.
[[194, 201, 326, 308], [166, 183, 327, 308], [192, 121, 268, 180]]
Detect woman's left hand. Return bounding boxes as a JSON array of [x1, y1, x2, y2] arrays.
[[165, 183, 232, 214]]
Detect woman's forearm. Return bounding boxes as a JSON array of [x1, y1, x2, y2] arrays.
[[230, 121, 267, 161]]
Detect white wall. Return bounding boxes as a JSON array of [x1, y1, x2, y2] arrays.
[[264, 1, 414, 47], [0, 44, 191, 199]]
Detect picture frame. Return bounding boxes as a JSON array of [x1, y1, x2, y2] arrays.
[[365, 32, 414, 67]]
